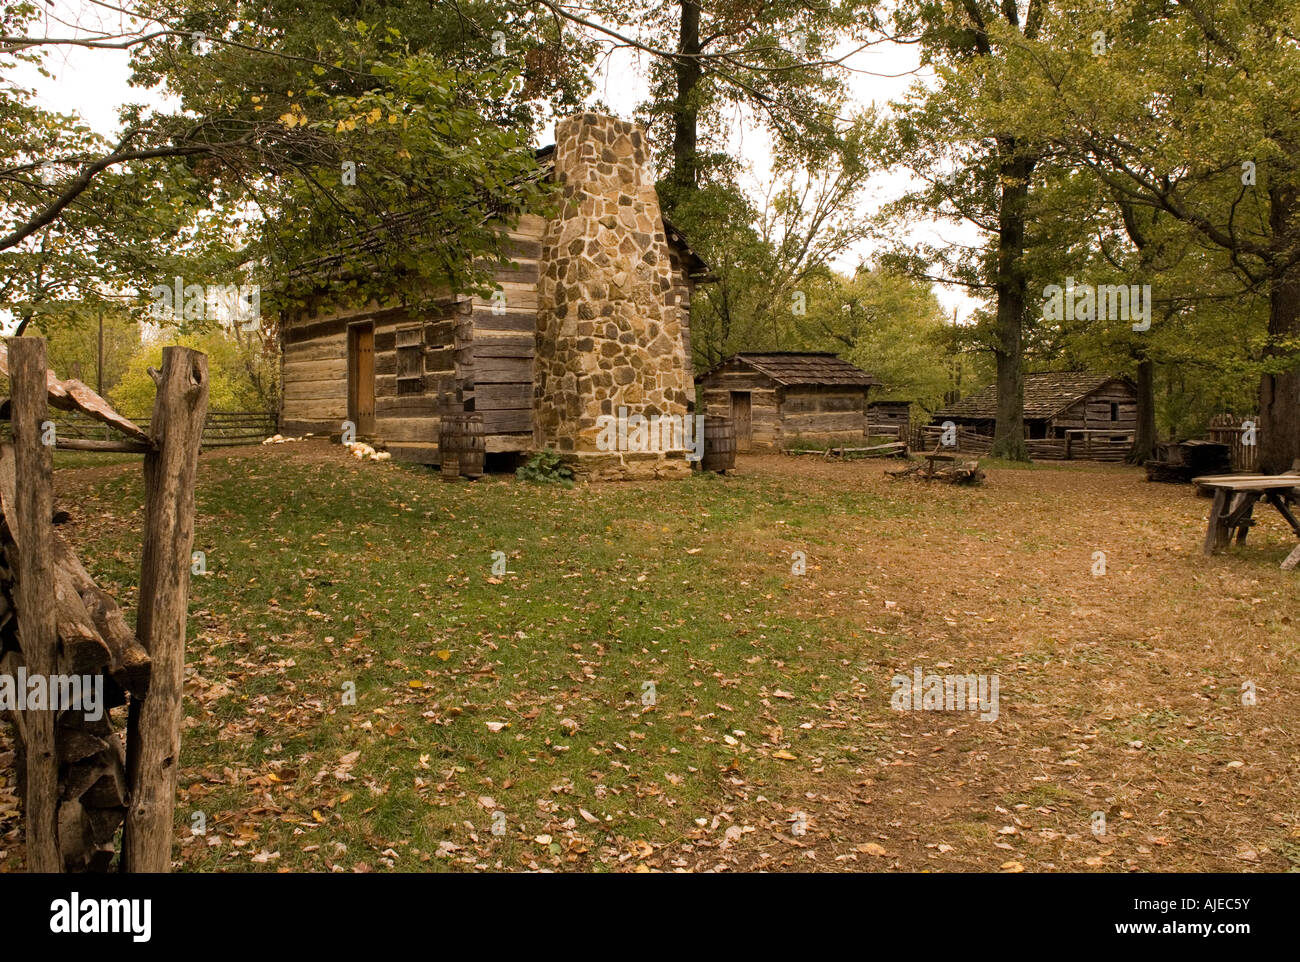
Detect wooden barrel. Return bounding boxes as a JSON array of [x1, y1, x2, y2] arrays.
[[702, 416, 735, 473], [439, 414, 462, 482], [458, 413, 486, 479], [439, 413, 486, 480]]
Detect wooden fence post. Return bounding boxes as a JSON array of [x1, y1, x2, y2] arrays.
[[122, 347, 208, 872], [5, 337, 61, 872]]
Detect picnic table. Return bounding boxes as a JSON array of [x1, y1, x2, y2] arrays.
[[1192, 473, 1300, 569]]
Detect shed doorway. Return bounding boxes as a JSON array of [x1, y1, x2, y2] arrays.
[[730, 391, 752, 451], [348, 322, 376, 436]]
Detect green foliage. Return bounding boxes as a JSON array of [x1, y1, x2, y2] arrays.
[[515, 449, 575, 487], [674, 121, 878, 370], [0, 3, 221, 335], [618, 0, 881, 191], [793, 265, 973, 417], [23, 303, 141, 392], [109, 327, 278, 419], [3, 3, 581, 335]]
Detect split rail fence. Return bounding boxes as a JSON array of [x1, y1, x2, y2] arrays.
[[42, 410, 273, 449], [0, 336, 208, 872]]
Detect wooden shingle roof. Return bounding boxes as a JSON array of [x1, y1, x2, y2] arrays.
[[699, 352, 878, 388], [934, 372, 1129, 421]]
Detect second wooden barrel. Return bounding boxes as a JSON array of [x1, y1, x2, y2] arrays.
[[702, 416, 735, 474]]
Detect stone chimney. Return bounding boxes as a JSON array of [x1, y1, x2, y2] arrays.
[[533, 112, 694, 480]]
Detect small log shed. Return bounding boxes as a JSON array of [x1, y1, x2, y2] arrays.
[[867, 399, 913, 439], [931, 372, 1138, 459], [695, 353, 879, 452]]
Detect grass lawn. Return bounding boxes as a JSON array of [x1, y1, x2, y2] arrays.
[[2, 441, 1297, 872]]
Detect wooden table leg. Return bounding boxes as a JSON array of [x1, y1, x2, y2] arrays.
[[1282, 543, 1300, 571], [1203, 489, 1229, 555], [1224, 492, 1259, 544], [1266, 492, 1300, 538], [1235, 510, 1254, 543]]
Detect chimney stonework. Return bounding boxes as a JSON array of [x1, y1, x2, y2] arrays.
[[533, 112, 694, 480]]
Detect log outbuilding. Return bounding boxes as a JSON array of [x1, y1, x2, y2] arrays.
[[695, 352, 879, 451], [930, 372, 1138, 460], [277, 112, 711, 479]]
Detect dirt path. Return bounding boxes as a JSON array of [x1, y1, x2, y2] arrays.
[[722, 456, 1299, 872]]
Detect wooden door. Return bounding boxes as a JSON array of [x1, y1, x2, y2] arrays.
[[349, 324, 375, 436], [731, 391, 752, 451]]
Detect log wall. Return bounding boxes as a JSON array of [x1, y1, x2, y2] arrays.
[[279, 216, 549, 461], [469, 214, 544, 452], [700, 365, 781, 451], [1048, 381, 1138, 436], [780, 386, 870, 446], [867, 401, 911, 438]]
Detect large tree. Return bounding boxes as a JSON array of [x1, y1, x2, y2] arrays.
[[883, 0, 1047, 461], [979, 0, 1300, 471]]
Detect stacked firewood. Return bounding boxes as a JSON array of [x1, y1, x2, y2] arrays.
[[0, 449, 152, 870], [886, 457, 986, 485]]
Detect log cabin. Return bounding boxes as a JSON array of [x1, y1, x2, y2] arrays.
[[278, 112, 712, 479], [695, 353, 879, 451], [930, 372, 1138, 460], [867, 399, 913, 439]]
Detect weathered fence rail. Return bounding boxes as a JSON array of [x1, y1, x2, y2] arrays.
[[1062, 429, 1134, 462], [922, 425, 1133, 461], [21, 410, 274, 448], [1208, 413, 1260, 473], [920, 424, 994, 454], [0, 337, 208, 872]]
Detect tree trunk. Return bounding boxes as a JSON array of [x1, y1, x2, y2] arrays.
[[990, 146, 1034, 461], [1259, 269, 1300, 473], [1128, 356, 1157, 464], [668, 0, 703, 205], [1259, 184, 1300, 474]]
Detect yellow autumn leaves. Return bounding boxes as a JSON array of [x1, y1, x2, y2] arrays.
[[267, 101, 403, 132], [333, 108, 402, 131]]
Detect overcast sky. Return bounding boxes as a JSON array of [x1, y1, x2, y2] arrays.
[[8, 0, 982, 329]]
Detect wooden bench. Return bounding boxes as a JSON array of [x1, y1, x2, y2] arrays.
[[1192, 473, 1300, 569]]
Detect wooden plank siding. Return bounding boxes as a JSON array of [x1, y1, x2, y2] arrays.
[[778, 386, 869, 446], [279, 212, 548, 462], [700, 362, 782, 451]]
